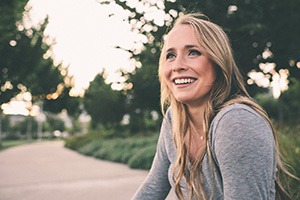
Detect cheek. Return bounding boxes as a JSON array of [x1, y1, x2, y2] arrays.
[[200, 60, 216, 83], [207, 67, 216, 83], [162, 66, 173, 91], [209, 64, 217, 83], [162, 64, 172, 80]]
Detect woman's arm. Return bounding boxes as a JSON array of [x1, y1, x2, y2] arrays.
[[214, 106, 276, 199], [132, 118, 172, 200]]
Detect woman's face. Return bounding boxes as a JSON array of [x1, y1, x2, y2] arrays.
[[162, 24, 216, 107]]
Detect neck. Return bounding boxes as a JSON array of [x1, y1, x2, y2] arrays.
[[187, 103, 206, 131], [185, 103, 207, 162]]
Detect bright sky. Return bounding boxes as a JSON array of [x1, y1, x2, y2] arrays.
[[2, 0, 167, 115], [26, 0, 146, 94]]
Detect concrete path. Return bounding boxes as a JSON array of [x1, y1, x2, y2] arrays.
[[0, 141, 175, 200]]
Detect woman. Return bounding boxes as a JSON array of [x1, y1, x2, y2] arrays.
[[132, 13, 291, 200]]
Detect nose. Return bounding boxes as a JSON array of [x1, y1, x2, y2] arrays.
[[172, 56, 188, 72]]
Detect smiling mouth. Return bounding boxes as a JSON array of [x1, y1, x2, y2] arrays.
[[174, 78, 196, 85]]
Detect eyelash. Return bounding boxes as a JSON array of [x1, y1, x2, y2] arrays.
[[189, 49, 201, 56], [166, 49, 201, 60], [166, 53, 175, 60]]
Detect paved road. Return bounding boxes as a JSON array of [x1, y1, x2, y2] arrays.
[[0, 141, 175, 200]]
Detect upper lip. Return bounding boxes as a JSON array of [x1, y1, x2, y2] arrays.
[[172, 76, 197, 82]]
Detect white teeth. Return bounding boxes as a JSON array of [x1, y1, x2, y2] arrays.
[[174, 78, 196, 85]]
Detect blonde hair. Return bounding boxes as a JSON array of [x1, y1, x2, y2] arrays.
[[158, 13, 292, 200]]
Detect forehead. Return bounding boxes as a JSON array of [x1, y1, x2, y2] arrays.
[[165, 24, 199, 48]]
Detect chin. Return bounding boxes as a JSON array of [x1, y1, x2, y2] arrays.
[[174, 96, 192, 104]]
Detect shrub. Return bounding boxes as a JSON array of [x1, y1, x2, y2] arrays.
[[78, 140, 103, 156], [91, 136, 158, 165], [64, 135, 93, 150], [128, 144, 156, 170], [65, 133, 158, 169], [276, 125, 300, 199]]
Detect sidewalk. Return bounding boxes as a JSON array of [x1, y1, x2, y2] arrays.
[[0, 141, 175, 200]]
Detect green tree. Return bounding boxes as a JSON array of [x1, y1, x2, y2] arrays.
[[0, 0, 82, 116], [43, 86, 83, 118], [0, 0, 29, 104], [1, 1, 61, 104], [125, 46, 161, 133], [0, 0, 82, 142], [102, 0, 300, 94], [278, 78, 300, 125], [83, 71, 127, 129], [44, 114, 65, 133]]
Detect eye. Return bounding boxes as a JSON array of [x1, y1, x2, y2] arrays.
[[188, 49, 201, 56], [166, 52, 175, 60]]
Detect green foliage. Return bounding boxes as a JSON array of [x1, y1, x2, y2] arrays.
[[125, 51, 162, 133], [125, 110, 161, 134], [83, 72, 127, 128], [92, 136, 157, 167], [7, 116, 38, 139], [0, 0, 29, 104], [84, 66, 162, 135], [278, 78, 300, 125], [88, 126, 118, 138], [43, 114, 65, 133], [276, 125, 300, 199], [67, 118, 83, 135], [0, 14, 64, 103], [255, 79, 300, 125], [77, 140, 103, 156], [64, 134, 95, 150], [65, 133, 158, 170], [0, 0, 82, 116], [0, 114, 11, 133], [254, 93, 280, 121], [128, 144, 156, 169], [128, 48, 161, 112], [0, 139, 32, 151], [0, 115, 36, 140], [44, 87, 83, 118]]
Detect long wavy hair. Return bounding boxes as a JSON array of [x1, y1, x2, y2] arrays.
[[158, 13, 292, 200]]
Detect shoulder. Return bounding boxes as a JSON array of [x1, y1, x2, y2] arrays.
[[208, 104, 276, 199], [209, 103, 274, 155], [161, 108, 172, 135], [210, 103, 270, 133], [214, 103, 263, 123], [158, 108, 176, 160]]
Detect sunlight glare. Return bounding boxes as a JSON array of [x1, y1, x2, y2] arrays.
[[1, 81, 14, 92], [248, 63, 289, 99], [1, 101, 29, 116], [26, 0, 145, 94]]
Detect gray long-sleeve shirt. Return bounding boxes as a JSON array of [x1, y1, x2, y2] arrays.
[[132, 103, 276, 200]]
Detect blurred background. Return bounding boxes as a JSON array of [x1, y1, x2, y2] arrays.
[[0, 0, 299, 198]]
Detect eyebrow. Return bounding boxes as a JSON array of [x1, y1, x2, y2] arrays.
[[166, 44, 199, 53]]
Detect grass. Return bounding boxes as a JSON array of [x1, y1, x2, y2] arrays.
[[0, 139, 33, 151], [0, 138, 62, 151], [275, 125, 300, 199]]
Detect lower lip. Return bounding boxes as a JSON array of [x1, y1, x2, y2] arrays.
[[173, 81, 196, 88]]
